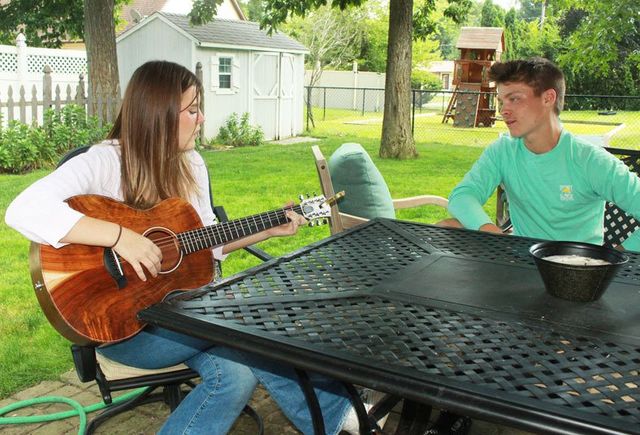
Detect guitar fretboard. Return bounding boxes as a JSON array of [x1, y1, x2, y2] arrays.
[[177, 205, 303, 254]]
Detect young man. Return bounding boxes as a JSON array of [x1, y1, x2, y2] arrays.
[[434, 56, 640, 435], [445, 57, 640, 251]]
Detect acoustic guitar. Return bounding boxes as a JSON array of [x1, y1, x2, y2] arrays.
[[29, 193, 340, 345]]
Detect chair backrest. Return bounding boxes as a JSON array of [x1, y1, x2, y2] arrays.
[[328, 143, 396, 219], [57, 145, 93, 168], [312, 145, 345, 234], [603, 147, 640, 247], [313, 143, 397, 234]]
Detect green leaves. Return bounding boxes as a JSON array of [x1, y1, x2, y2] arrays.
[[0, 0, 127, 48], [189, 0, 225, 26], [215, 112, 264, 147], [0, 105, 109, 174]]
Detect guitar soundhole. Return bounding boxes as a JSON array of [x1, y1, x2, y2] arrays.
[[145, 228, 181, 273]]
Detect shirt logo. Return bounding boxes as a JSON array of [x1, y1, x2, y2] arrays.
[[560, 185, 573, 201]]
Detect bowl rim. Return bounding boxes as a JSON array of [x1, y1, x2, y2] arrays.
[[529, 240, 629, 267]]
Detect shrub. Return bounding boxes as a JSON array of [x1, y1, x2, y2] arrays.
[[0, 121, 52, 173], [411, 70, 443, 106], [43, 105, 110, 155], [0, 104, 110, 173], [216, 112, 264, 147]]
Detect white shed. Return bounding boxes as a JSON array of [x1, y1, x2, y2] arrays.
[[116, 12, 308, 140]]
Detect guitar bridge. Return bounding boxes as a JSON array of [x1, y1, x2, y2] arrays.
[[103, 248, 128, 289]]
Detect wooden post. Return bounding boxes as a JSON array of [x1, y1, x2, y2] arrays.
[[7, 87, 14, 122], [30, 85, 38, 126], [16, 33, 27, 90], [65, 84, 73, 106], [19, 86, 27, 123], [76, 73, 86, 106], [43, 65, 52, 113], [53, 84, 62, 115]]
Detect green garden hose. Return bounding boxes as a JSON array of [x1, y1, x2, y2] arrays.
[[0, 387, 149, 435]]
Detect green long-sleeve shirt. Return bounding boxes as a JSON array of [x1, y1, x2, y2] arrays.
[[448, 130, 640, 250]]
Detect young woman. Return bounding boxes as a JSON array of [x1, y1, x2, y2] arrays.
[[5, 61, 357, 434]]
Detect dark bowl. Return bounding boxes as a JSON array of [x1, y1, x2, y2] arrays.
[[529, 241, 628, 302]]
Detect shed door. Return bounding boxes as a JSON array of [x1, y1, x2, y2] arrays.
[[278, 54, 295, 139], [252, 52, 295, 140]]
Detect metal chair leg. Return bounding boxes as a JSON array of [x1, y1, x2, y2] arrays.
[[295, 368, 326, 435], [393, 400, 432, 435], [86, 387, 160, 434]]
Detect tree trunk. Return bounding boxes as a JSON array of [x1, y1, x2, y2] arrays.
[[539, 0, 547, 29], [379, 0, 417, 159], [83, 0, 119, 122]]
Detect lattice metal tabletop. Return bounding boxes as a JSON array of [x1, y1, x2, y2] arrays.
[[140, 219, 640, 435]]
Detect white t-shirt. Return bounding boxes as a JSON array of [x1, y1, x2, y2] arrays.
[[5, 141, 226, 259]]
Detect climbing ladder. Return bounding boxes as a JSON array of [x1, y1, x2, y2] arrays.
[[442, 83, 481, 128]]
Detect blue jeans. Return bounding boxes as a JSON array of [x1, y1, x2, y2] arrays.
[[98, 326, 352, 435]]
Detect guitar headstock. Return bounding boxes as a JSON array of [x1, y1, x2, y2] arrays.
[[298, 191, 345, 226]]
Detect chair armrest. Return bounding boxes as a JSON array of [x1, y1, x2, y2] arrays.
[[392, 195, 448, 209], [213, 205, 273, 261], [339, 212, 369, 228], [244, 245, 273, 261]]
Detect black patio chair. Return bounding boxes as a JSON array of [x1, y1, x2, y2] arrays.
[[57, 145, 267, 434]]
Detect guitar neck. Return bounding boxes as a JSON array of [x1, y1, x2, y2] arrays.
[[178, 204, 303, 254]]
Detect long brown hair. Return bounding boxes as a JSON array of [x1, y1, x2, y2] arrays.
[[108, 61, 203, 209]]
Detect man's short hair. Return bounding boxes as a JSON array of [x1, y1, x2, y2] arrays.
[[489, 57, 565, 114]]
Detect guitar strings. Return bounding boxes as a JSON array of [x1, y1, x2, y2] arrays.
[[111, 205, 304, 267]]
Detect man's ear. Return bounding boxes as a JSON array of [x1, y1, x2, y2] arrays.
[[542, 89, 557, 108]]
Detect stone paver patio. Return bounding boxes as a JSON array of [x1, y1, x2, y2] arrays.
[[0, 369, 535, 434]]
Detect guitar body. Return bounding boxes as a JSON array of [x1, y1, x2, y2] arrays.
[[29, 195, 214, 345]]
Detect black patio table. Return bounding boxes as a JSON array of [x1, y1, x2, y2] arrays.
[[139, 219, 640, 435]]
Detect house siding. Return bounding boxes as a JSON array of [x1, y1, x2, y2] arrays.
[[117, 13, 307, 140], [117, 18, 193, 92], [195, 48, 250, 139]]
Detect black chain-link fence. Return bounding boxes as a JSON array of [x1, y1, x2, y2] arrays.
[[305, 86, 640, 149]]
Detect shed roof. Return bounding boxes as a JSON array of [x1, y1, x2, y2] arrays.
[[456, 27, 504, 52], [155, 12, 308, 53]]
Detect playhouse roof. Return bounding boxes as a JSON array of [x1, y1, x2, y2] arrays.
[[456, 27, 504, 52], [153, 13, 308, 53]]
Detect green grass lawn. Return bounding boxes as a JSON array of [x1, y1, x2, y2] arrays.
[[0, 135, 486, 399], [3, 106, 639, 399], [307, 107, 640, 149]]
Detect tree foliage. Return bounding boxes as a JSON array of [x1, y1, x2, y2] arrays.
[[0, 0, 86, 47], [480, 0, 505, 27], [504, 17, 560, 61], [252, 0, 470, 159], [556, 0, 639, 86], [282, 5, 366, 79], [240, 0, 267, 22]]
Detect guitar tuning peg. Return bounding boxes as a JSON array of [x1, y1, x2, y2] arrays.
[[309, 220, 316, 227], [299, 194, 304, 201], [313, 192, 317, 197], [306, 193, 310, 198], [323, 218, 328, 225]]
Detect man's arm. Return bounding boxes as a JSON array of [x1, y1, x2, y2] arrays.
[[448, 144, 503, 230]]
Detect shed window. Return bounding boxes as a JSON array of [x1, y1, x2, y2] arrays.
[[219, 57, 232, 89]]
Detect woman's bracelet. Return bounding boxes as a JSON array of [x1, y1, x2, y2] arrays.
[[110, 224, 123, 248]]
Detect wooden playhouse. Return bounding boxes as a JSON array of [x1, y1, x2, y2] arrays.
[[443, 27, 505, 127]]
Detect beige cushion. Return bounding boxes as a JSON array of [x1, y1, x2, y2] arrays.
[[96, 352, 190, 380]]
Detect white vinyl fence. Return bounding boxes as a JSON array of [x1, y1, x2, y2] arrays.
[[0, 34, 119, 127]]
